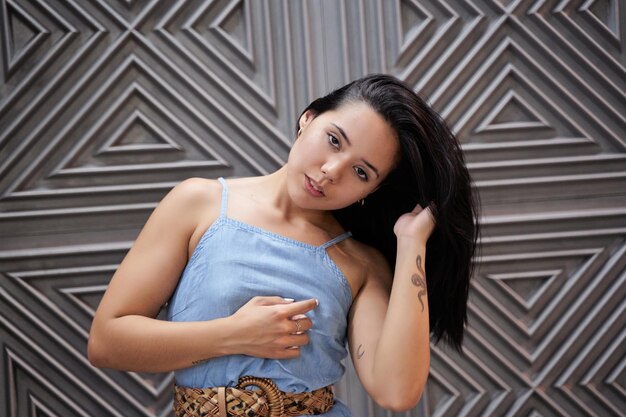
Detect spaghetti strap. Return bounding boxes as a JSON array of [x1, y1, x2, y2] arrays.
[[217, 177, 228, 217], [321, 231, 352, 250]]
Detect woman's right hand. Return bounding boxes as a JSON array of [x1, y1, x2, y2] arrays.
[[228, 296, 318, 359]]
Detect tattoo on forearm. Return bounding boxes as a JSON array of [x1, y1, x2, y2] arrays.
[[410, 255, 427, 312], [356, 344, 365, 359], [192, 358, 210, 365]]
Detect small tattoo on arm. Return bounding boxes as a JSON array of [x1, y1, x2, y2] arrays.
[[410, 255, 427, 312], [192, 358, 210, 365], [356, 344, 365, 359]]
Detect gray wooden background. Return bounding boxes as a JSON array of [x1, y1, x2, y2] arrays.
[[1, 0, 625, 416]]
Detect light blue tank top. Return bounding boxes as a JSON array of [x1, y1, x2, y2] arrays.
[[167, 178, 354, 416]]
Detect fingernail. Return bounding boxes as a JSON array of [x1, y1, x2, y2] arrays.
[[315, 298, 319, 306], [283, 298, 295, 302], [292, 314, 307, 320], [287, 346, 299, 350]]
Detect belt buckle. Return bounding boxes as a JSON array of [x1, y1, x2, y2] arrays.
[[237, 375, 285, 417]]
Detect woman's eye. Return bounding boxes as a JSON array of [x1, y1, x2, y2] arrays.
[[328, 134, 340, 148], [354, 167, 368, 181]]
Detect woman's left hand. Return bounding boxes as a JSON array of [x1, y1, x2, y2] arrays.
[[393, 203, 436, 243]]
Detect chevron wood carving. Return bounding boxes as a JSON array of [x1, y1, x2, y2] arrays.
[[1, 1, 624, 416]]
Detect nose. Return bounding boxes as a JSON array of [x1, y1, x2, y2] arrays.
[[320, 156, 347, 183]]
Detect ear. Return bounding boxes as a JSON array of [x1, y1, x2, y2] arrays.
[[298, 110, 316, 130]]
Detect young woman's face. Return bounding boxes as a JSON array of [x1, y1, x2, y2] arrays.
[[287, 101, 400, 210]]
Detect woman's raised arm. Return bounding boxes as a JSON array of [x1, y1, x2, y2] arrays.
[[347, 204, 435, 412]]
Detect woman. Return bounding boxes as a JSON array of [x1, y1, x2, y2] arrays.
[[88, 74, 480, 416]]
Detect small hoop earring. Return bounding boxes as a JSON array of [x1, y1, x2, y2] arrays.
[[359, 198, 365, 206]]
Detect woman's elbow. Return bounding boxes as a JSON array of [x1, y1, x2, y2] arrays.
[[87, 329, 109, 368], [372, 382, 425, 412]]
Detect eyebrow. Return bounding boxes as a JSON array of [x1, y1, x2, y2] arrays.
[[331, 122, 381, 178]]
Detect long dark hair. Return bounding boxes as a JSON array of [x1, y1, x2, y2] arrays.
[[298, 74, 480, 351]]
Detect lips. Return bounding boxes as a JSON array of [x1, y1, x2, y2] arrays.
[[305, 175, 324, 197]]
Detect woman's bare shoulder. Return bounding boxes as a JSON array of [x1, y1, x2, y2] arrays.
[[331, 238, 392, 298], [164, 177, 224, 217], [168, 178, 225, 242], [343, 239, 393, 286], [171, 177, 222, 204]]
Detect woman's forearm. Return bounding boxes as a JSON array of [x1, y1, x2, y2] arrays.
[[88, 315, 235, 373], [88, 296, 318, 373], [372, 239, 431, 404]]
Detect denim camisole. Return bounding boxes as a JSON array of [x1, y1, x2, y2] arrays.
[[167, 178, 354, 416]]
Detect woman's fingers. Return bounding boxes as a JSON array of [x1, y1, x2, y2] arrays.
[[284, 333, 310, 346], [411, 203, 437, 227], [245, 296, 318, 316], [250, 295, 296, 306], [290, 315, 312, 334], [281, 298, 318, 316], [282, 333, 310, 355], [232, 296, 318, 359], [255, 332, 310, 359]]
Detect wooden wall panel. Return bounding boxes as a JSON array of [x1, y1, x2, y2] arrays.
[[1, 1, 624, 416]]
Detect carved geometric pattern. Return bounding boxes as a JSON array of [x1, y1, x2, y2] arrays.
[[1, 0, 624, 416]]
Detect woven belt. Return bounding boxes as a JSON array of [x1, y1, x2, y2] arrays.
[[174, 375, 335, 417]]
